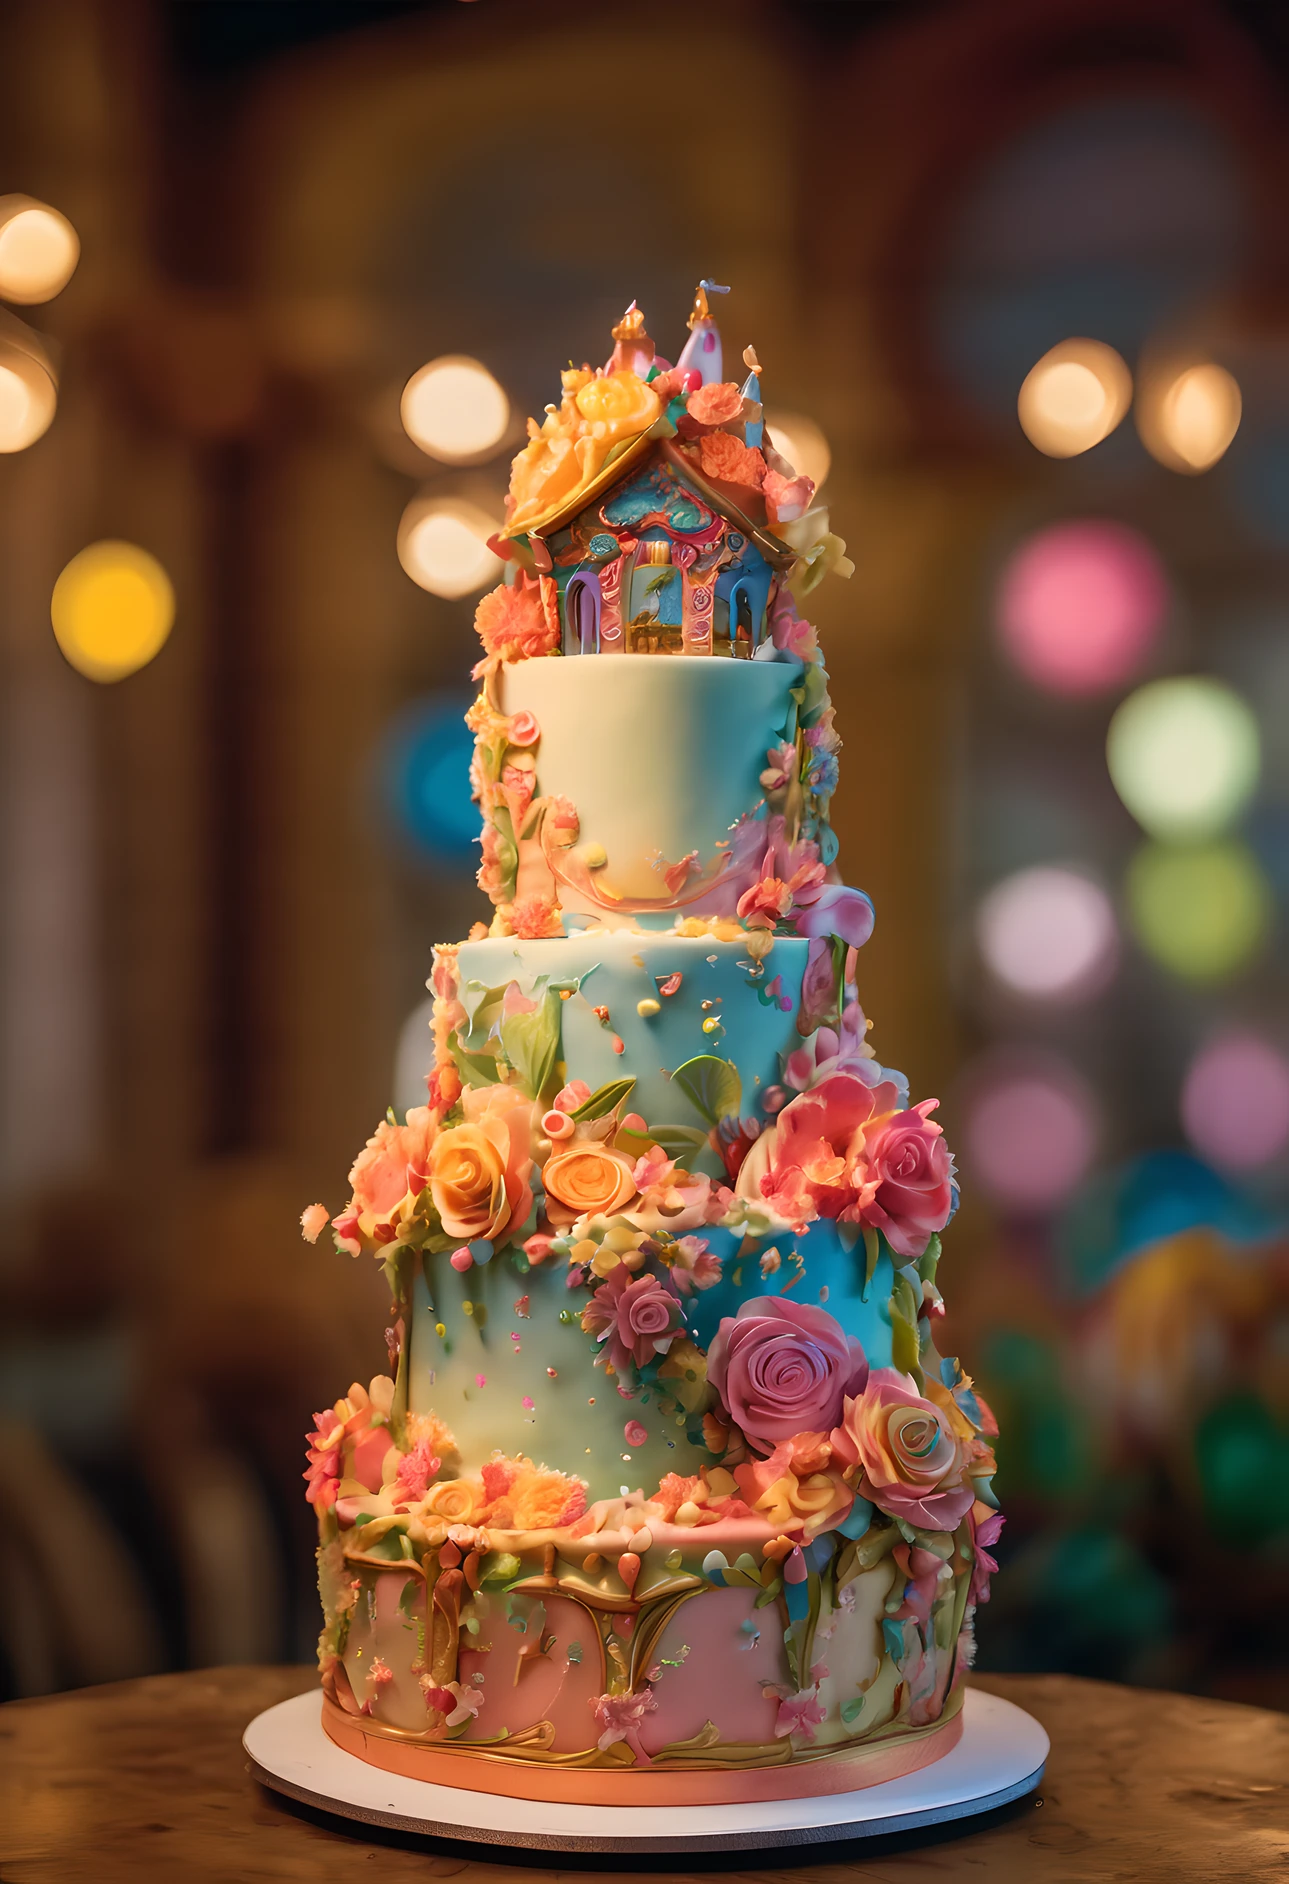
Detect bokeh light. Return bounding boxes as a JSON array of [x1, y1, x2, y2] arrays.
[[997, 520, 1168, 695], [1181, 1032, 1289, 1171], [0, 329, 57, 451], [51, 541, 175, 682], [400, 356, 509, 463], [1140, 362, 1241, 474], [380, 693, 478, 862], [764, 410, 831, 490], [397, 496, 502, 599], [976, 865, 1117, 1001], [965, 1058, 1099, 1211], [1126, 841, 1271, 983], [1107, 676, 1259, 841], [1017, 338, 1132, 457], [0, 196, 79, 303]]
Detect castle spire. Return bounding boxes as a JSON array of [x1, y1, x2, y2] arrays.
[[607, 301, 656, 377], [675, 279, 730, 387], [740, 343, 763, 448]]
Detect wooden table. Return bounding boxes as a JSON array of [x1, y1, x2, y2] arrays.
[[3, 1666, 1287, 1882]]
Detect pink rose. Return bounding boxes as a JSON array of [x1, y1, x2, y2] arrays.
[[581, 1269, 683, 1377], [707, 1296, 868, 1456], [852, 1099, 954, 1260], [764, 467, 816, 524], [735, 1073, 902, 1228], [831, 1368, 973, 1531], [506, 709, 540, 747]]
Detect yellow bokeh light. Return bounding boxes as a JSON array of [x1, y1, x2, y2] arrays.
[[0, 334, 56, 451], [764, 410, 831, 490], [401, 356, 509, 463], [0, 196, 80, 304], [1141, 362, 1241, 473], [51, 542, 175, 683], [397, 496, 502, 599], [1126, 840, 1271, 983], [1018, 338, 1132, 457]]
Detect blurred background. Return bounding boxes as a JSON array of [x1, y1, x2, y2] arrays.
[[1, 0, 1287, 1707]]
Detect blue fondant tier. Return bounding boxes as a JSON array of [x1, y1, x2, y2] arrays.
[[408, 1221, 897, 1504], [452, 930, 810, 1139]]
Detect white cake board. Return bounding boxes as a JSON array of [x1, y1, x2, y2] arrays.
[[244, 1687, 1048, 1855]]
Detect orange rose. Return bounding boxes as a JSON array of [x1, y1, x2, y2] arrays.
[[734, 1442, 854, 1543], [542, 1141, 637, 1227], [428, 1084, 533, 1247], [422, 1478, 484, 1524]]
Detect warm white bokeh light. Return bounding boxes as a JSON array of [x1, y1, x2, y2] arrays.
[[1107, 676, 1260, 842], [0, 338, 57, 450], [51, 541, 175, 682], [401, 356, 510, 463], [977, 865, 1118, 1001], [1141, 362, 1242, 473], [0, 197, 80, 304], [764, 410, 831, 490], [1017, 338, 1132, 457], [397, 496, 502, 598]]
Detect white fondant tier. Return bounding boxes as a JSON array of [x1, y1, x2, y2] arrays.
[[499, 655, 796, 916]]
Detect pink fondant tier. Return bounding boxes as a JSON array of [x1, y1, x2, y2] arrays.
[[299, 289, 1001, 1801]]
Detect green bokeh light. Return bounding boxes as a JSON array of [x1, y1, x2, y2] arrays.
[[1125, 840, 1272, 982], [1107, 676, 1260, 841]]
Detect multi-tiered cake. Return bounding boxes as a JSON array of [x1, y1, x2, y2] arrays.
[[302, 288, 1002, 1804]]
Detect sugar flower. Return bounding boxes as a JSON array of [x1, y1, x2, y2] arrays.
[[707, 1296, 867, 1455], [348, 1107, 437, 1226], [510, 893, 563, 939], [589, 1688, 657, 1762], [473, 577, 558, 667], [770, 1685, 826, 1742], [421, 1676, 484, 1727], [686, 380, 745, 427], [831, 1368, 973, 1532], [582, 1268, 684, 1377], [543, 1139, 637, 1228], [697, 431, 766, 490], [300, 1203, 330, 1244], [428, 1083, 534, 1247]]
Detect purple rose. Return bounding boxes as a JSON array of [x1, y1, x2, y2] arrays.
[[707, 1296, 868, 1455], [582, 1269, 683, 1378]]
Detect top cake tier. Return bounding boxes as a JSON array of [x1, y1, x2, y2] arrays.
[[469, 287, 860, 937]]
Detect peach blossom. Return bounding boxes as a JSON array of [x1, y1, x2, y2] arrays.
[[686, 380, 745, 426], [473, 578, 558, 665], [697, 432, 766, 489], [348, 1107, 437, 1224]]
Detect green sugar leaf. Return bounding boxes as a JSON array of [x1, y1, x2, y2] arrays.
[[500, 987, 563, 1104], [670, 1054, 742, 1125], [448, 1035, 501, 1090], [570, 1075, 637, 1121]]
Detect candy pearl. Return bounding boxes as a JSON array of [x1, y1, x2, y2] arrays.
[[636, 998, 660, 1018], [542, 1109, 574, 1140], [450, 1250, 474, 1272], [624, 1419, 648, 1447]]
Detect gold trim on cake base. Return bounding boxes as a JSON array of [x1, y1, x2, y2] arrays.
[[320, 1686, 964, 1806]]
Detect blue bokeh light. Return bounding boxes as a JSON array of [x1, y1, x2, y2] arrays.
[[380, 693, 478, 864]]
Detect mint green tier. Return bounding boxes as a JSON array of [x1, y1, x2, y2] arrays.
[[452, 930, 811, 1145], [408, 1221, 897, 1503]]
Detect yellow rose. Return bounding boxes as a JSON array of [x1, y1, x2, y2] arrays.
[[422, 1478, 484, 1524], [542, 1143, 637, 1225], [573, 369, 661, 439]]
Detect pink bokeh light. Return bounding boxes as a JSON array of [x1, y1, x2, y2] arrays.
[[1181, 1032, 1289, 1171], [965, 1060, 1098, 1210], [997, 519, 1169, 695]]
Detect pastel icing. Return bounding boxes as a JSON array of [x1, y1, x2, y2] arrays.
[[305, 289, 999, 1804]]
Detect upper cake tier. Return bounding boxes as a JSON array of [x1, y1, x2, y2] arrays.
[[468, 287, 860, 937]]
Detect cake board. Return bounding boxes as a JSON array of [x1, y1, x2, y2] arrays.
[[244, 1687, 1048, 1856]]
